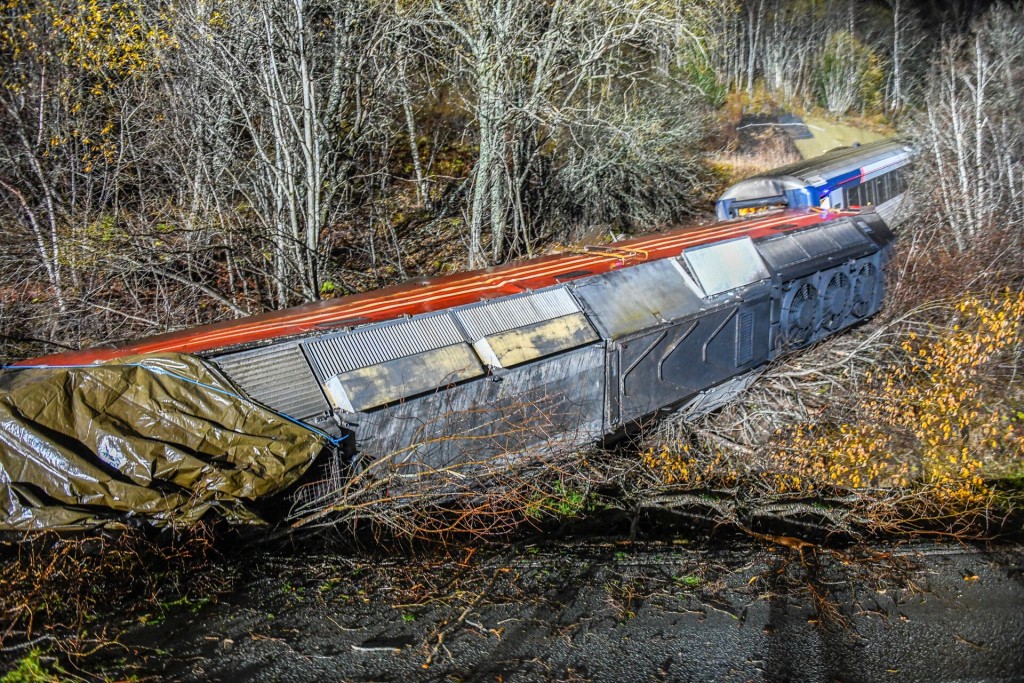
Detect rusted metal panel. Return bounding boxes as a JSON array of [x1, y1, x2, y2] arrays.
[[323, 344, 483, 413], [212, 343, 330, 420], [471, 312, 599, 369], [571, 259, 704, 340]]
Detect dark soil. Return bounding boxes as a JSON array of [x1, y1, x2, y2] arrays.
[[76, 528, 1024, 683]]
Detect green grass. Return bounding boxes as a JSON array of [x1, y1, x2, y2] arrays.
[[1, 650, 62, 683], [674, 574, 703, 588]]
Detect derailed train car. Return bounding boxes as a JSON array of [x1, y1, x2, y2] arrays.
[[18, 211, 896, 475], [1, 144, 906, 528], [208, 211, 895, 477]]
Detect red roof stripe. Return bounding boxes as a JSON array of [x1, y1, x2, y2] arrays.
[[21, 209, 850, 366]]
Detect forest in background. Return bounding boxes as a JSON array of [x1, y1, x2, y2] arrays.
[[0, 0, 1021, 364]]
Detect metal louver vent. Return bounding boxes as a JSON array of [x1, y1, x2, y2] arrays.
[[735, 310, 755, 366], [213, 343, 330, 420], [303, 313, 465, 380], [455, 287, 581, 341]]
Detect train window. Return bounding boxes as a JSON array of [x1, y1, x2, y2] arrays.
[[683, 236, 770, 297], [891, 168, 907, 195], [847, 166, 909, 210], [856, 180, 871, 206], [866, 177, 878, 205], [847, 183, 861, 207]]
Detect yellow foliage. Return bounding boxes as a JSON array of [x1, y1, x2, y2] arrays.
[[2, 0, 174, 81], [640, 443, 737, 488], [772, 291, 1024, 506], [2, 0, 176, 172], [641, 291, 1024, 515]]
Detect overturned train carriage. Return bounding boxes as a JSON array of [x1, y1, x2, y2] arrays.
[[2, 202, 898, 528], [208, 211, 895, 487]]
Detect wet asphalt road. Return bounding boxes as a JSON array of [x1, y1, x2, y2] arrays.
[[116, 537, 1024, 682]]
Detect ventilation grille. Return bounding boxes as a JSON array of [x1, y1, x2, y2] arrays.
[[455, 288, 582, 341], [213, 343, 330, 420], [735, 310, 755, 366], [304, 314, 464, 380]]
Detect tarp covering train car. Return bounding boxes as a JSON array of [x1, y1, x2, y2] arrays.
[[0, 354, 325, 531]]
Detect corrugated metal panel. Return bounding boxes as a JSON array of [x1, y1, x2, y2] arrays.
[[820, 219, 872, 249], [455, 287, 582, 341], [572, 259, 704, 339], [875, 195, 903, 226], [213, 343, 330, 420], [303, 313, 464, 380], [754, 234, 810, 270]]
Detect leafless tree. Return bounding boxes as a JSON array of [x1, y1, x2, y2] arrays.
[[169, 0, 399, 306], [912, 4, 1024, 251], [419, 0, 709, 265]]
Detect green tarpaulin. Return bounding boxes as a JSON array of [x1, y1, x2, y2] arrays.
[[0, 353, 326, 531]]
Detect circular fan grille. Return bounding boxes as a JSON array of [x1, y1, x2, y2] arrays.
[[851, 263, 878, 318], [821, 271, 852, 330], [784, 281, 818, 344]]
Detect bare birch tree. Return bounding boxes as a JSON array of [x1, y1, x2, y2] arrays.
[[421, 0, 710, 265], [913, 4, 1024, 250], [172, 0, 398, 306]]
